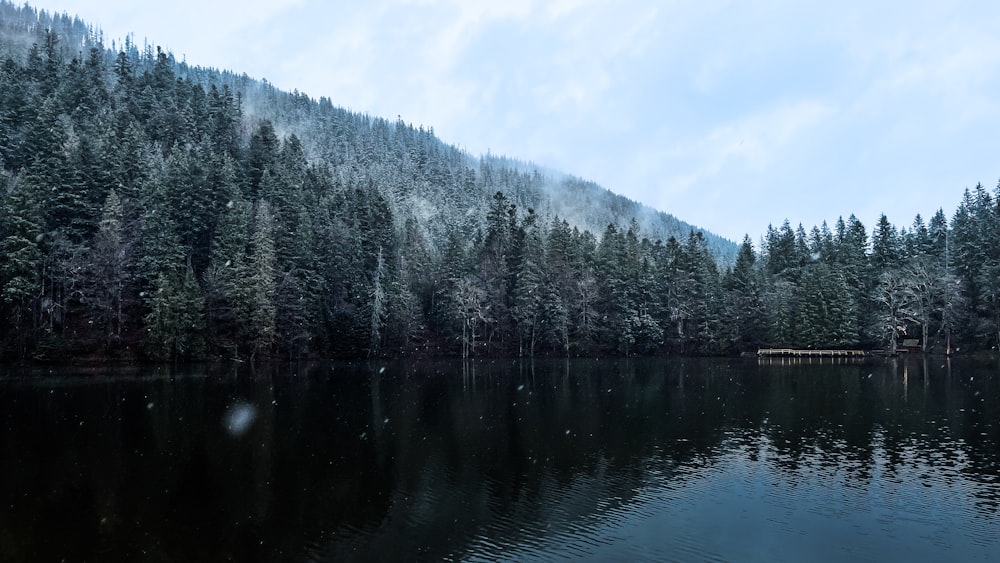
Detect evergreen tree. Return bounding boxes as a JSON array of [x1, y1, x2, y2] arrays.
[[723, 236, 767, 352], [389, 215, 431, 353], [871, 213, 900, 271], [248, 201, 277, 360], [136, 169, 185, 288], [765, 220, 803, 282], [595, 223, 631, 353], [763, 278, 797, 348], [246, 121, 280, 202], [834, 214, 871, 345], [478, 191, 516, 352], [204, 193, 252, 358], [144, 266, 206, 360], [368, 246, 387, 356], [510, 209, 544, 356], [540, 218, 574, 351], [795, 263, 857, 349], [950, 187, 990, 346], [631, 256, 664, 355], [0, 174, 44, 357], [10, 2, 1000, 360], [927, 209, 949, 258], [908, 214, 932, 257], [85, 190, 132, 350]]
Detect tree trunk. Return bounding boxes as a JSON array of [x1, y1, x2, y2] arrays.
[[462, 318, 468, 359]]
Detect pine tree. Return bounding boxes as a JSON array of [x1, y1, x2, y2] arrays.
[[907, 214, 932, 257], [368, 246, 387, 356], [871, 213, 900, 271], [538, 278, 569, 354], [834, 214, 871, 345], [950, 187, 988, 346], [204, 192, 252, 357], [630, 232, 665, 355], [826, 269, 859, 348], [795, 263, 857, 349], [923, 208, 944, 251], [765, 220, 802, 281], [136, 169, 185, 287], [0, 174, 44, 358], [248, 201, 277, 360], [86, 190, 132, 350], [723, 235, 767, 352], [388, 215, 429, 353], [207, 84, 242, 158], [794, 265, 825, 348], [763, 278, 797, 348], [275, 206, 322, 357], [144, 266, 206, 360], [688, 232, 724, 355], [246, 121, 280, 202], [510, 209, 544, 356], [478, 191, 515, 352], [975, 181, 1000, 349], [595, 223, 631, 353], [0, 55, 30, 171]]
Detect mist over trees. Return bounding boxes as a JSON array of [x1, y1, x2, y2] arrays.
[[1, 3, 999, 361]]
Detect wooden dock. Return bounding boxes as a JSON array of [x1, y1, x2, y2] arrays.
[[757, 348, 866, 357]]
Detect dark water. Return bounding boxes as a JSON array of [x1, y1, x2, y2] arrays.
[[0, 357, 998, 562]]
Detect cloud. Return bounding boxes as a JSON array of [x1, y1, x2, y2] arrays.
[[851, 28, 1000, 132], [659, 100, 836, 193]]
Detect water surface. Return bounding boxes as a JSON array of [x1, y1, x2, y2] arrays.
[[0, 357, 997, 561]]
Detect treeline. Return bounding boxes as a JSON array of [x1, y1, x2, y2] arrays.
[[754, 195, 999, 355], [0, 5, 998, 361]]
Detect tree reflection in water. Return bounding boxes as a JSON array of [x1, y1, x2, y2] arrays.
[[0, 357, 997, 561]]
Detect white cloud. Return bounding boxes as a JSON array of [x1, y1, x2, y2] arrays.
[[660, 100, 836, 192]]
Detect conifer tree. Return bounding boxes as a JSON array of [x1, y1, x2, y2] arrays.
[[248, 201, 277, 360], [510, 209, 544, 356], [0, 174, 44, 357], [144, 265, 206, 360], [479, 191, 515, 351], [723, 236, 767, 351], [369, 247, 387, 356], [86, 190, 132, 349], [136, 170, 185, 288], [871, 214, 900, 271], [204, 192, 252, 357]]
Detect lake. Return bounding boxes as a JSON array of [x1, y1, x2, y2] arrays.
[[0, 357, 998, 561]]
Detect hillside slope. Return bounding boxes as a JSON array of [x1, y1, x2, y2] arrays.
[[0, 2, 739, 360]]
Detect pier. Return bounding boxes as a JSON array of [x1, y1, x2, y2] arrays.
[[757, 348, 866, 357]]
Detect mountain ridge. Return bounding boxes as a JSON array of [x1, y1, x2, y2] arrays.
[[0, 1, 737, 260]]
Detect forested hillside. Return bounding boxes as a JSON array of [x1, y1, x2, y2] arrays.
[[1, 3, 999, 362]]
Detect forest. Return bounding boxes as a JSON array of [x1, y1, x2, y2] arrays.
[[1, 3, 999, 362]]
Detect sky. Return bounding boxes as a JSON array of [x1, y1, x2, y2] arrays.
[[35, 0, 1000, 243]]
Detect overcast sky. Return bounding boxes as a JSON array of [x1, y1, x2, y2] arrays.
[[36, 0, 1000, 242]]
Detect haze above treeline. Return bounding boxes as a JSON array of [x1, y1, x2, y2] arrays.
[[1, 3, 998, 362]]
